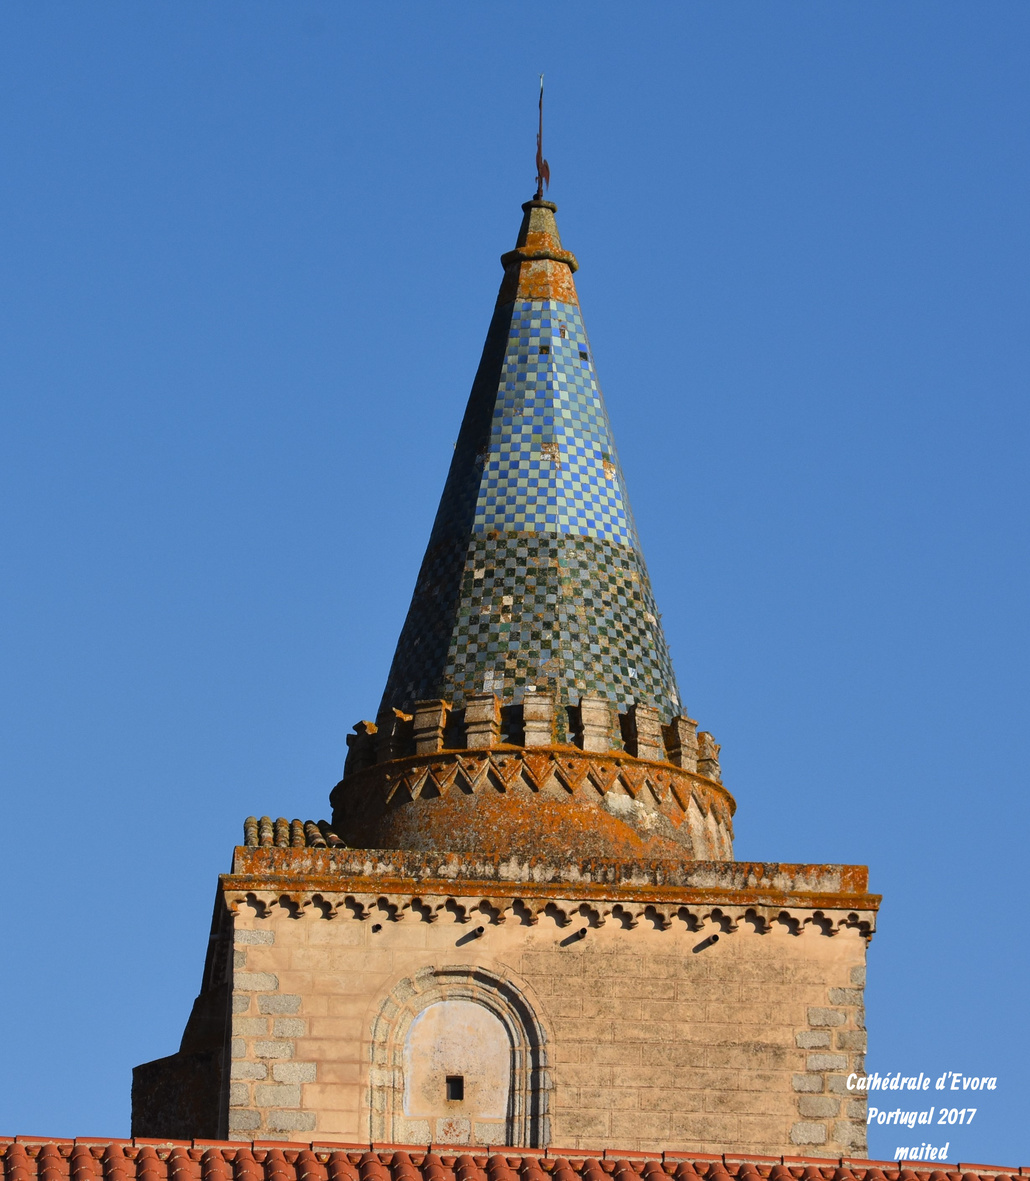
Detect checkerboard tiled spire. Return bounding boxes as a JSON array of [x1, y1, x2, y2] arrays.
[[379, 197, 682, 722]]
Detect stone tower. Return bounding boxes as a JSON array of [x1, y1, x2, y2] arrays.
[[133, 193, 878, 1157]]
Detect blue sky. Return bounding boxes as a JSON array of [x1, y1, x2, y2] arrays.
[[2, 2, 1028, 1165]]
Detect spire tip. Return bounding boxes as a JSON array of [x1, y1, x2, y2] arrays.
[[534, 74, 550, 200]]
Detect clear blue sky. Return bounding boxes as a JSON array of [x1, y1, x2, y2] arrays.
[[2, 2, 1028, 1165]]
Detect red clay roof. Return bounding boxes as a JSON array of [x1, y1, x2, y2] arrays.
[[0, 1141, 1024, 1181]]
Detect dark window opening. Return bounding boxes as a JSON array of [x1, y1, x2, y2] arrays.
[[446, 1075, 465, 1101], [539, 345, 550, 354], [579, 350, 589, 361]]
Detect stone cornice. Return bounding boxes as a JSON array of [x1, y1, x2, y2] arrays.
[[231, 847, 867, 893], [222, 852, 880, 927], [221, 876, 877, 937]]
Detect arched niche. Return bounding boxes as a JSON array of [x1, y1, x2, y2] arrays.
[[369, 965, 549, 1148]]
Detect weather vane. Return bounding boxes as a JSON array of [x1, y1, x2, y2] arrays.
[[535, 74, 550, 199]]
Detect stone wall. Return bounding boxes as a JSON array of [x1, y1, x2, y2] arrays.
[[220, 875, 872, 1156]]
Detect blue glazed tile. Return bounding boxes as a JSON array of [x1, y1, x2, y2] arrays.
[[379, 294, 682, 721]]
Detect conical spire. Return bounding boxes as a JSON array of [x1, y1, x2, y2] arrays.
[[379, 197, 682, 723]]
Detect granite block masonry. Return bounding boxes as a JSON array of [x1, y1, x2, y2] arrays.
[[132, 187, 878, 1156]]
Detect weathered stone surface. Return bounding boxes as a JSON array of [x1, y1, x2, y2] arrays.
[[790, 1121, 828, 1145], [463, 693, 500, 750], [807, 1006, 846, 1026], [230, 1061, 267, 1080], [227, 1110, 260, 1132], [834, 1118, 868, 1147], [207, 868, 871, 1153], [330, 745, 735, 861], [258, 994, 302, 1015], [522, 691, 555, 747], [795, 1031, 831, 1048], [253, 1040, 293, 1059], [828, 987, 864, 1005], [413, 700, 449, 755], [235, 929, 275, 945], [837, 1029, 867, 1049], [272, 1018, 305, 1038], [254, 1084, 300, 1108], [232, 1017, 267, 1036], [235, 972, 278, 992], [272, 1062, 317, 1083], [799, 1096, 840, 1118], [265, 1110, 316, 1132], [806, 1053, 848, 1071]]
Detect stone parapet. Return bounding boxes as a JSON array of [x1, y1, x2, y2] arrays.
[[345, 701, 720, 781], [229, 845, 876, 912], [337, 690, 729, 864]]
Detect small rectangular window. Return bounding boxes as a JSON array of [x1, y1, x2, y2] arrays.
[[446, 1075, 465, 1101], [539, 345, 550, 354], [579, 350, 589, 361]]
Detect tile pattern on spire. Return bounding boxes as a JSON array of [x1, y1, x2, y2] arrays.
[[473, 302, 629, 539], [383, 530, 678, 717], [380, 214, 682, 721]]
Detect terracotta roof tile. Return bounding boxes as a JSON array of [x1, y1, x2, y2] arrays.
[[2, 1146, 1026, 1181], [242, 817, 346, 849]]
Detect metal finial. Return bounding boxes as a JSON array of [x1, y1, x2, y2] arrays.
[[535, 74, 550, 199]]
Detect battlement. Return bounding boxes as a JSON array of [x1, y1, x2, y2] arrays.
[[345, 696, 721, 782]]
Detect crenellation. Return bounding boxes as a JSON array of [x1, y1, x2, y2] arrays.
[[344, 721, 377, 775], [522, 690, 555, 747], [663, 717, 699, 772], [346, 704, 724, 777], [413, 700, 450, 755], [375, 709, 413, 764], [622, 704, 664, 762], [463, 693, 501, 749], [697, 732, 722, 783]]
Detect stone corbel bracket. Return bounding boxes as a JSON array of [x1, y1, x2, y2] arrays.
[[223, 881, 878, 942]]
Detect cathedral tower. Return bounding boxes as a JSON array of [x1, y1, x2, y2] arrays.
[[133, 189, 878, 1158]]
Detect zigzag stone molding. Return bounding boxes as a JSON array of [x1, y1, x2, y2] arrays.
[[330, 746, 736, 861]]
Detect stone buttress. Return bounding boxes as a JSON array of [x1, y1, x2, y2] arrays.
[[132, 192, 879, 1158]]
